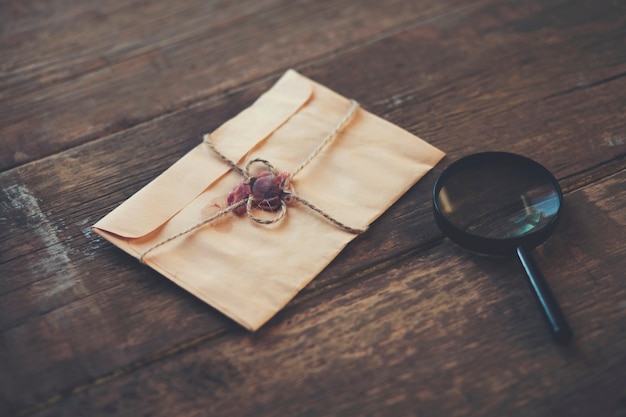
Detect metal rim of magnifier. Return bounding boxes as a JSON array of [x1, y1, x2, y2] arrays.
[[432, 152, 563, 256]]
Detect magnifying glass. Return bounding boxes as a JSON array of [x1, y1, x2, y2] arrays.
[[433, 152, 573, 344]]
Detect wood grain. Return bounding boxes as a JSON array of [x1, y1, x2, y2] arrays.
[[1, 0, 625, 416], [0, 0, 469, 170], [20, 170, 626, 417]]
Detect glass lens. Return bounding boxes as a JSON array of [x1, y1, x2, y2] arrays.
[[436, 159, 560, 239]]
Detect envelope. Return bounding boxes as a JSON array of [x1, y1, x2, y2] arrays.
[[93, 69, 445, 330]]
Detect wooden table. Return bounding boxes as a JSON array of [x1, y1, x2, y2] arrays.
[[2, 1, 625, 416]]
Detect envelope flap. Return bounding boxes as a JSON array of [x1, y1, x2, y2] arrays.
[[94, 69, 313, 238], [211, 69, 314, 161]]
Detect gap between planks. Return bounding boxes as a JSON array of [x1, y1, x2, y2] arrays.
[[11, 236, 445, 417], [11, 157, 625, 415], [1, 0, 489, 173], [2, 161, 622, 405]]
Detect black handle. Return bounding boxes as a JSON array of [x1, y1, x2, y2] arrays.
[[516, 246, 573, 345]]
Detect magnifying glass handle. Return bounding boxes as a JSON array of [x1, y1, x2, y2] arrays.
[[516, 246, 573, 345]]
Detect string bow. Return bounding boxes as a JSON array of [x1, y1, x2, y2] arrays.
[[140, 100, 366, 263]]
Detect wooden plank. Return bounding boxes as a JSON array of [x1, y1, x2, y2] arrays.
[[2, 0, 626, 414], [0, 0, 470, 170], [0, 102, 244, 413], [0, 0, 274, 82], [307, 0, 626, 179], [0, 85, 435, 412], [19, 169, 626, 417]]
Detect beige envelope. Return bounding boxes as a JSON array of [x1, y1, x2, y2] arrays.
[[93, 69, 445, 330]]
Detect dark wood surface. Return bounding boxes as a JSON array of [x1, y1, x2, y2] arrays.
[[1, 0, 625, 416]]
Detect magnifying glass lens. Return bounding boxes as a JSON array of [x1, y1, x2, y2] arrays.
[[433, 152, 572, 344], [436, 159, 560, 240]]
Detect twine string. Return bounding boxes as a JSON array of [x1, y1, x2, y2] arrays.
[[286, 193, 367, 235], [203, 134, 248, 178], [246, 198, 287, 225], [246, 158, 275, 176], [140, 99, 366, 263], [290, 99, 359, 179], [139, 199, 246, 263]]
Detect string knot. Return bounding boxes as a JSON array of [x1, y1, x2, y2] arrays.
[[140, 99, 366, 263], [228, 159, 292, 216]]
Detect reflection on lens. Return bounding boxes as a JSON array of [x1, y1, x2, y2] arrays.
[[432, 153, 571, 344], [436, 159, 560, 239]]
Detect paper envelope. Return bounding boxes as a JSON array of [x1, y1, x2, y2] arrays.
[[93, 69, 445, 330]]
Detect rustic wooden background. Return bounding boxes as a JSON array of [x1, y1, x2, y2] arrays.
[[1, 0, 625, 416]]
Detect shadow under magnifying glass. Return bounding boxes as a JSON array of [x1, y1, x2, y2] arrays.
[[433, 152, 572, 345]]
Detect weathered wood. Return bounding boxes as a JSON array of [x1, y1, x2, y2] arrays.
[[309, 0, 626, 177], [0, 0, 276, 87], [20, 169, 626, 417], [1, 0, 625, 416], [0, 0, 470, 170]]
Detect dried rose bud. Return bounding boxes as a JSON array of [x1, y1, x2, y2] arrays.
[[226, 171, 291, 215], [227, 181, 251, 215], [250, 171, 290, 212]]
